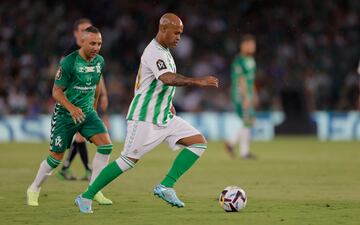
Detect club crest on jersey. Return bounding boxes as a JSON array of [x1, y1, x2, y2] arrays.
[[55, 136, 63, 148], [156, 59, 167, 71], [55, 68, 62, 80], [96, 63, 101, 73]]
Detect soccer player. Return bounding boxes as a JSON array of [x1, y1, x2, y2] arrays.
[[57, 18, 110, 181], [26, 26, 112, 206], [74, 13, 219, 213], [225, 34, 258, 159]]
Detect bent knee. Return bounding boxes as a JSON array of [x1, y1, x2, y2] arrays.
[[49, 151, 64, 161], [47, 153, 62, 169], [187, 143, 207, 157], [115, 155, 136, 172], [199, 135, 207, 144]]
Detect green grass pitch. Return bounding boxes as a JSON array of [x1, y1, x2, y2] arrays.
[[0, 137, 359, 225]]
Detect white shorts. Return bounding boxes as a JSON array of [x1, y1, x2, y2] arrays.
[[121, 116, 201, 159]]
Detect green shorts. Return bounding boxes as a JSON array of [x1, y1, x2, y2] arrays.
[[49, 110, 107, 152]]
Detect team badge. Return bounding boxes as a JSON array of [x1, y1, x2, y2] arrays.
[[55, 68, 62, 80], [96, 63, 101, 73], [55, 136, 63, 148], [156, 59, 167, 71]]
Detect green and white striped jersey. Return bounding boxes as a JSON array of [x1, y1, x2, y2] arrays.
[[127, 39, 176, 126]]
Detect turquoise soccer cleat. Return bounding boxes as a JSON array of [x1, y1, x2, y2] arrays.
[[75, 195, 93, 214], [153, 184, 185, 208]]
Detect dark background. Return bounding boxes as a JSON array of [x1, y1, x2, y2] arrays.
[[0, 0, 358, 133]]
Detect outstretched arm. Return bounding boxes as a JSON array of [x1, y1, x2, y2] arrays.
[[158, 72, 218, 87]]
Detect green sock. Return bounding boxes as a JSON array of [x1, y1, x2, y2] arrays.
[[82, 161, 123, 200], [161, 148, 200, 188]]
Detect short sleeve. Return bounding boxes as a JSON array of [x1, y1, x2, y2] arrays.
[[99, 55, 105, 75], [54, 60, 72, 88], [101, 61, 105, 74], [232, 59, 244, 77], [145, 50, 173, 79]]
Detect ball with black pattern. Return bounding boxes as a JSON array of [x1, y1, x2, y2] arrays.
[[219, 186, 247, 212]]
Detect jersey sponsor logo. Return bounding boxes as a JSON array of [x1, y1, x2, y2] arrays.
[[73, 86, 96, 91], [156, 59, 167, 71], [55, 68, 62, 80], [79, 66, 96, 73]]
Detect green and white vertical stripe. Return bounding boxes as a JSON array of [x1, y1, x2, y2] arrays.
[[126, 39, 177, 126], [127, 81, 176, 125]]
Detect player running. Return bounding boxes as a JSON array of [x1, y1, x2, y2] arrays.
[[57, 18, 110, 182], [75, 13, 219, 213], [225, 34, 258, 159], [26, 26, 112, 206]]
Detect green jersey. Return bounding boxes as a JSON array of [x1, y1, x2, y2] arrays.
[[54, 50, 104, 116], [230, 55, 256, 103]]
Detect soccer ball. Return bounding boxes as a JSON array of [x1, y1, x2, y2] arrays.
[[219, 186, 247, 212]]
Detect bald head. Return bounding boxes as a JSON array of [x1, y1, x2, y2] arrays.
[[156, 13, 183, 48], [159, 13, 183, 29]]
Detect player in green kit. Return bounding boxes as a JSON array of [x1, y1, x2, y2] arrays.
[[225, 34, 258, 159], [26, 26, 112, 206], [57, 18, 110, 182]]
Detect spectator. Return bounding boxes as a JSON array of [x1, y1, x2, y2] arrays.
[[0, 0, 358, 115]]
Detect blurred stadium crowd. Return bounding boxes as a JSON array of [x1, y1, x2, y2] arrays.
[[0, 0, 359, 117]]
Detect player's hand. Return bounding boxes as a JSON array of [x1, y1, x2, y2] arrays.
[[100, 95, 108, 112], [197, 76, 219, 88], [69, 106, 86, 124], [170, 105, 176, 115]]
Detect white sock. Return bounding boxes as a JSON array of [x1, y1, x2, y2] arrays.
[[29, 160, 53, 192], [240, 127, 251, 157], [228, 129, 242, 146], [90, 152, 110, 184]]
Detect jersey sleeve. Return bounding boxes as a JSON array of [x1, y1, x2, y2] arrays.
[[99, 55, 105, 75], [145, 49, 173, 79], [97, 56, 105, 85], [232, 58, 245, 77], [101, 61, 105, 75], [54, 59, 72, 88]]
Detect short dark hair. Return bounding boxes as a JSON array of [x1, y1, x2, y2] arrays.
[[84, 26, 100, 34], [73, 18, 92, 31], [241, 34, 256, 43]]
